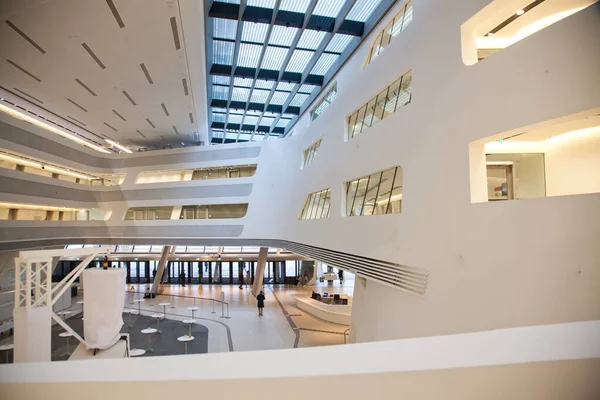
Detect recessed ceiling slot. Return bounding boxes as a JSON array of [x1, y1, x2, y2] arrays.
[[106, 0, 125, 28], [103, 122, 118, 131], [189, 113, 194, 124], [13, 88, 43, 104], [122, 90, 136, 105], [170, 17, 181, 50], [173, 126, 179, 134], [112, 109, 126, 121], [75, 78, 97, 96], [146, 118, 155, 128], [136, 130, 147, 138], [66, 98, 88, 112], [161, 103, 170, 116], [140, 63, 153, 84], [5, 21, 47, 54], [6, 59, 41, 82], [182, 78, 189, 96], [81, 43, 106, 69]]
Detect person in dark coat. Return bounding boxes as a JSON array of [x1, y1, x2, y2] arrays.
[[256, 290, 266, 316]]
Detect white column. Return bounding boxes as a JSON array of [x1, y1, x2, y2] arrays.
[[252, 247, 268, 296]]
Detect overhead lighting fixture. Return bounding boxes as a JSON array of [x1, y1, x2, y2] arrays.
[[0, 201, 84, 212], [105, 139, 133, 154], [0, 101, 110, 153], [516, 9, 524, 15], [0, 152, 93, 180]]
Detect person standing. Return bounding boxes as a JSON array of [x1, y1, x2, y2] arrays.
[[182, 271, 186, 287], [256, 290, 265, 316], [338, 269, 344, 285]]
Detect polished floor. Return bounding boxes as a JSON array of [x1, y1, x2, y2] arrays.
[[0, 280, 355, 361]]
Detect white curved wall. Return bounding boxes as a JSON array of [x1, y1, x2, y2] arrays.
[[0, 0, 598, 341]]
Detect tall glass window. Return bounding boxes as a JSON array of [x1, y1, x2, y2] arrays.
[[347, 70, 412, 140], [365, 1, 413, 67], [310, 83, 337, 121], [345, 167, 402, 216], [299, 188, 331, 220], [303, 138, 322, 168]]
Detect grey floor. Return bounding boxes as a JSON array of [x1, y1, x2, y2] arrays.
[[50, 313, 209, 361]]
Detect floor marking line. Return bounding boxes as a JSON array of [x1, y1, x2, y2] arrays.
[[270, 289, 300, 348]]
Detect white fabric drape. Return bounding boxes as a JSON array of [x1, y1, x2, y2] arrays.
[[82, 269, 126, 350]]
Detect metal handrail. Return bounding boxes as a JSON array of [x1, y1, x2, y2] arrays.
[[126, 290, 230, 319], [343, 328, 350, 344]]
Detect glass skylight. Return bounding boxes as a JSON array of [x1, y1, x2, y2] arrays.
[[289, 93, 309, 107], [280, 0, 311, 13], [270, 91, 290, 105], [250, 89, 270, 103], [213, 18, 238, 40], [297, 30, 327, 50], [311, 53, 339, 75], [237, 43, 263, 68], [241, 22, 270, 44], [247, 0, 276, 8], [313, 0, 346, 17], [326, 34, 355, 53], [286, 49, 315, 73], [269, 25, 298, 46], [260, 46, 289, 70], [231, 87, 251, 102], [213, 40, 234, 64], [346, 0, 383, 22]]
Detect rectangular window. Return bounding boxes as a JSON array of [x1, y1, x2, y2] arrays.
[[365, 0, 413, 67], [345, 167, 403, 216], [347, 70, 412, 140], [124, 204, 248, 220], [299, 188, 332, 220], [310, 83, 337, 121], [302, 138, 322, 168]]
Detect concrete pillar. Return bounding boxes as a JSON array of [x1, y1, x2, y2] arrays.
[[252, 247, 268, 296], [150, 246, 171, 294]]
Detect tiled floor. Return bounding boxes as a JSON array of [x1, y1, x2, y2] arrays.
[[0, 280, 355, 361]]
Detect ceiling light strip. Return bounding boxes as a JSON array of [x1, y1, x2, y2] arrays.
[[13, 88, 43, 104], [4, 20, 47, 54], [105, 139, 132, 153], [81, 43, 106, 69], [0, 102, 109, 153], [106, 0, 126, 28], [6, 59, 41, 82]]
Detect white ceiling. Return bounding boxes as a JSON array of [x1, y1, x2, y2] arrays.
[[0, 0, 208, 151]]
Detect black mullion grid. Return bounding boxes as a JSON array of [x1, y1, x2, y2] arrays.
[[321, 189, 331, 218], [224, 0, 247, 136], [385, 167, 399, 214], [248, 0, 282, 141], [312, 190, 325, 219], [268, 84, 300, 138], [392, 74, 404, 113], [262, 0, 319, 138], [347, 178, 360, 216], [377, 85, 392, 121], [357, 175, 371, 216], [366, 172, 382, 215]]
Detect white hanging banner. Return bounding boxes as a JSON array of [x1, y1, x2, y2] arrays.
[[82, 269, 126, 350]]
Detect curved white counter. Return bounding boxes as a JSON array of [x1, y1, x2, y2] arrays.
[[295, 296, 351, 325]]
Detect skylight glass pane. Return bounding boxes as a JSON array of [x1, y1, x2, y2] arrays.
[[289, 93, 309, 106], [243, 115, 259, 125], [225, 132, 238, 140], [212, 86, 229, 100], [204, 246, 219, 253], [228, 113, 243, 124], [234, 77, 254, 87], [276, 118, 291, 128], [245, 109, 262, 116], [282, 113, 296, 118], [220, 0, 240, 3], [259, 117, 275, 126], [212, 112, 226, 122], [266, 134, 279, 140], [260, 46, 288, 70], [269, 25, 298, 46], [186, 246, 205, 252], [326, 34, 355, 53], [346, 0, 382, 22], [270, 91, 290, 105], [237, 43, 263, 68], [247, 0, 276, 7], [250, 88, 270, 103], [231, 87, 251, 102], [276, 82, 295, 91], [313, 0, 346, 17], [310, 53, 339, 75], [133, 245, 151, 253], [263, 111, 278, 118], [241, 22, 269, 43], [213, 40, 234, 64], [298, 84, 317, 94], [297, 30, 327, 50], [213, 18, 238, 40], [213, 76, 231, 85], [280, 0, 310, 13], [212, 107, 227, 113], [238, 133, 253, 141], [286, 49, 314, 73], [253, 79, 274, 89]]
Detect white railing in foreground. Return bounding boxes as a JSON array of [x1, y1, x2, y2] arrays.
[[0, 320, 598, 385]]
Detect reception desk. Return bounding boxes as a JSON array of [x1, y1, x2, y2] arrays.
[[295, 296, 351, 325]]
